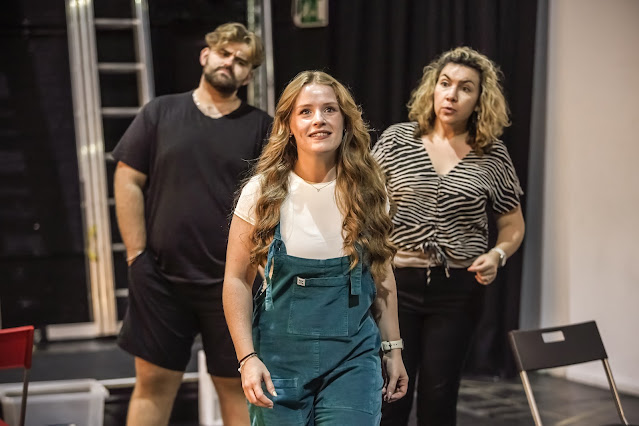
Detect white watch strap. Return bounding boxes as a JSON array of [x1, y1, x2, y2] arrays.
[[490, 247, 507, 267], [381, 339, 404, 352]]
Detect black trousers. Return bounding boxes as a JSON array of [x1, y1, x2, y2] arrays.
[[381, 267, 485, 426]]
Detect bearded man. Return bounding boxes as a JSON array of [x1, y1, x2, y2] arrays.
[[112, 22, 272, 426]]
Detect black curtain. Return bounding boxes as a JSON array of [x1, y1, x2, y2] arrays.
[[272, 0, 538, 377], [0, 1, 90, 327]]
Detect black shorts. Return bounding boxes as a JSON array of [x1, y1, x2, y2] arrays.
[[117, 250, 238, 377]]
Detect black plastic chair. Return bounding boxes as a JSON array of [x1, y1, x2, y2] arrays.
[[508, 321, 635, 426]]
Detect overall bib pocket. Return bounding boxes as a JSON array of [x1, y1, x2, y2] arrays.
[[287, 275, 349, 337]]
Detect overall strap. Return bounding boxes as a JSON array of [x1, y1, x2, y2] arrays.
[[263, 223, 284, 311], [350, 245, 363, 296]]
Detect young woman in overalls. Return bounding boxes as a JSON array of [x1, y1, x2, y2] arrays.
[[223, 70, 408, 425]]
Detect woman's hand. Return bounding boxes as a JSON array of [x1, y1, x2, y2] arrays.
[[241, 356, 277, 408], [381, 350, 409, 403], [467, 251, 500, 285]]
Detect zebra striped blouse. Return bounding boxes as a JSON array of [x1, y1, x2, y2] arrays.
[[372, 122, 523, 269]]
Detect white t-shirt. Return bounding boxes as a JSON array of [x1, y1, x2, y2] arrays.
[[234, 172, 345, 259]]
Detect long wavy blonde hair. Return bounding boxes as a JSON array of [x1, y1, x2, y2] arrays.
[[408, 46, 511, 154], [249, 71, 395, 283]]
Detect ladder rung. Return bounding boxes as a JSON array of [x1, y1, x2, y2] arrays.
[[94, 18, 140, 29], [112, 243, 126, 252], [98, 62, 144, 73], [102, 107, 141, 118]]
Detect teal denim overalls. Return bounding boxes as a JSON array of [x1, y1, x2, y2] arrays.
[[250, 225, 383, 425]]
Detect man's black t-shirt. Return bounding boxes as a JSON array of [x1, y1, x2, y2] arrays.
[[112, 91, 272, 285]]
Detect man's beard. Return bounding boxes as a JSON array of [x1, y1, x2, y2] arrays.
[[203, 66, 239, 95]]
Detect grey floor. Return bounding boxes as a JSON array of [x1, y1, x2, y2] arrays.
[[1, 337, 638, 425], [456, 375, 639, 426]]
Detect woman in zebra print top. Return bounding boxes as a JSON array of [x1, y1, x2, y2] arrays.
[[374, 47, 526, 426]]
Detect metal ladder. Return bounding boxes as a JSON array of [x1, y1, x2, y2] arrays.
[[94, 1, 155, 315], [95, 3, 155, 120], [61, 0, 154, 338]]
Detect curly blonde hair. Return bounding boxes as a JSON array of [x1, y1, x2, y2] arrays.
[[205, 22, 264, 68], [407, 46, 511, 154], [249, 71, 395, 283]]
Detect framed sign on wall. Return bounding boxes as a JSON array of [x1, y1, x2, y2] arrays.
[[292, 0, 329, 28]]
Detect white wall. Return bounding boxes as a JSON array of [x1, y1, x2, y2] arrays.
[[543, 0, 639, 394]]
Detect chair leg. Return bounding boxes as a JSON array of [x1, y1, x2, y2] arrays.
[[19, 368, 29, 426], [602, 359, 630, 426], [520, 371, 544, 426]]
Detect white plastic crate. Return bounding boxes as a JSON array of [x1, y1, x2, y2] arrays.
[[0, 378, 108, 426], [198, 350, 224, 426]]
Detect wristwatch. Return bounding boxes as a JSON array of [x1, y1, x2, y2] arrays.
[[381, 339, 404, 353], [490, 247, 507, 268]]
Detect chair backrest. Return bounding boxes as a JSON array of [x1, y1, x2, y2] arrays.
[[508, 320, 607, 372], [0, 326, 34, 370], [509, 321, 633, 426], [0, 326, 34, 426]]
